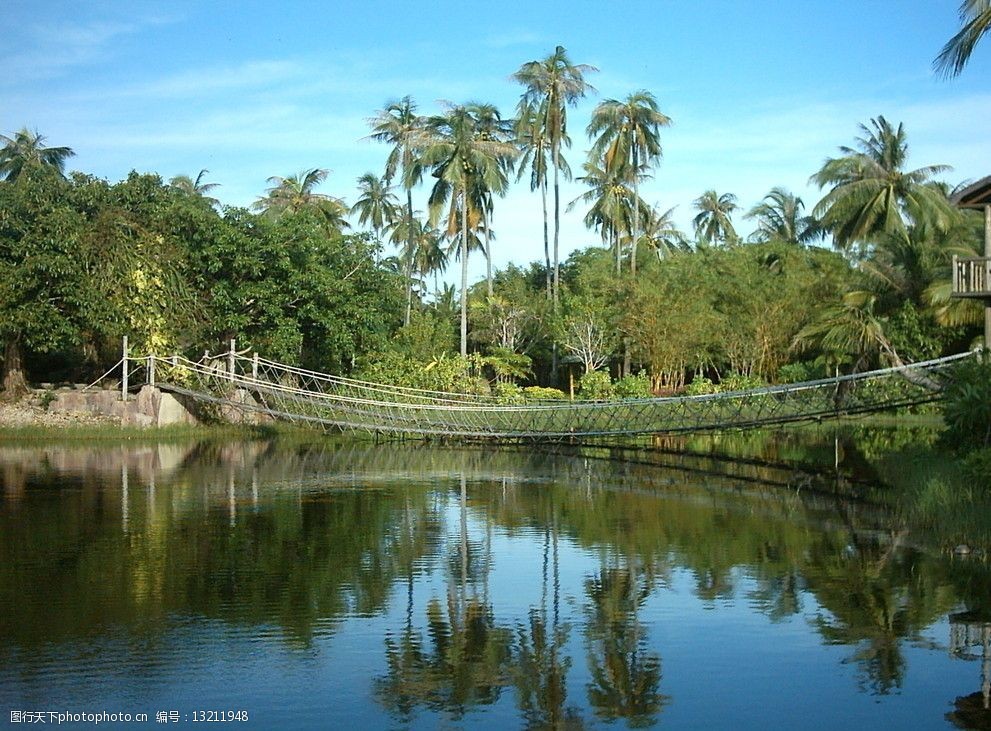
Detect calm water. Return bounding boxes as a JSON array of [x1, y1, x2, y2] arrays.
[[1, 435, 989, 730]]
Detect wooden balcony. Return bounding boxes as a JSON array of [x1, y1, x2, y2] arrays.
[[952, 256, 991, 299]]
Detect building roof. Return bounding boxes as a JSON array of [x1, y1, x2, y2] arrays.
[[952, 175, 991, 208]]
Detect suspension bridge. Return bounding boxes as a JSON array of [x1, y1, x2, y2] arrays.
[[117, 343, 975, 440]]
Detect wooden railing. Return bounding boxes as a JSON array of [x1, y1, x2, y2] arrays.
[[952, 256, 991, 298]]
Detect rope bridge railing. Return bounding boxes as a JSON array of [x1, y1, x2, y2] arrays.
[[121, 343, 976, 439]]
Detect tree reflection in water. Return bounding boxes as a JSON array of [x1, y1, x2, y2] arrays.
[[5, 438, 991, 728], [807, 529, 957, 694], [583, 564, 666, 727], [376, 474, 512, 722]]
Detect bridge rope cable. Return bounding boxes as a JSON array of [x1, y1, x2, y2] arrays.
[[140, 350, 976, 438]]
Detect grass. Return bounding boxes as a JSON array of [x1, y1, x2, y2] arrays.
[[0, 421, 336, 444]]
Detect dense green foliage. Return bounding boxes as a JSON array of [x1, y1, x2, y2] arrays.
[[0, 166, 403, 390], [942, 357, 991, 449]]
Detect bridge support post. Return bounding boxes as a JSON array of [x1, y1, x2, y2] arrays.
[[252, 352, 259, 380], [228, 339, 236, 380], [121, 336, 129, 402], [148, 354, 155, 386], [985, 204, 990, 354]]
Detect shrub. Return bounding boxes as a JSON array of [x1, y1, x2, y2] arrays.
[[719, 372, 766, 392], [962, 448, 991, 483], [578, 370, 613, 400], [493, 382, 525, 404], [614, 372, 653, 399], [359, 351, 490, 397], [685, 376, 717, 395], [522, 386, 567, 401], [776, 361, 826, 384], [942, 356, 991, 450]]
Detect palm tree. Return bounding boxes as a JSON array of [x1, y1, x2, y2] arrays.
[[810, 117, 954, 253], [367, 97, 426, 326], [693, 190, 739, 246], [350, 172, 400, 240], [253, 168, 350, 232], [641, 205, 688, 260], [0, 128, 74, 181], [934, 0, 991, 77], [169, 169, 220, 207], [417, 226, 449, 299], [745, 187, 820, 245], [390, 214, 447, 312], [570, 160, 644, 274], [587, 91, 672, 275], [792, 290, 895, 373], [515, 103, 555, 299], [467, 103, 515, 297], [513, 46, 597, 306], [421, 104, 517, 356]]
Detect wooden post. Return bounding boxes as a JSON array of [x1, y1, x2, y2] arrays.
[[952, 254, 959, 294], [121, 336, 129, 401], [228, 338, 236, 379], [148, 354, 155, 386], [252, 352, 259, 380], [985, 205, 990, 353]]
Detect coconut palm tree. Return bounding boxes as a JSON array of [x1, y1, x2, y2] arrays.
[[810, 117, 954, 253], [513, 46, 597, 306], [253, 168, 350, 232], [515, 103, 556, 299], [169, 169, 221, 207], [367, 97, 426, 325], [390, 214, 447, 313], [792, 290, 896, 373], [0, 128, 74, 181], [570, 160, 644, 274], [421, 104, 518, 356], [351, 172, 400, 239], [745, 187, 820, 245], [641, 205, 689, 260], [934, 0, 991, 77], [417, 226, 449, 299], [587, 91, 671, 275], [467, 102, 515, 297], [692, 190, 739, 246]]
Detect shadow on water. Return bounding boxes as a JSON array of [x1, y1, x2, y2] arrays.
[[1, 428, 990, 729]]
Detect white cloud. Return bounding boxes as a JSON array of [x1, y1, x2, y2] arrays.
[[0, 15, 179, 82], [483, 30, 544, 49]]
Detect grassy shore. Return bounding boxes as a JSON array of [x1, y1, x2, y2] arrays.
[[0, 421, 339, 444]]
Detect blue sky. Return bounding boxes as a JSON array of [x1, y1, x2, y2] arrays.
[[3, 0, 990, 283]]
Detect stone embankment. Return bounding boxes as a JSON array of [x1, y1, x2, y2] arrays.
[[0, 385, 199, 428]]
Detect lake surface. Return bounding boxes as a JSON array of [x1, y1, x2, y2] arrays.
[[1, 434, 990, 729]]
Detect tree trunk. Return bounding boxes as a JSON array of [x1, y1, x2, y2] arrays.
[[615, 229, 621, 276], [460, 190, 469, 357], [484, 210, 493, 298], [2, 337, 29, 400], [542, 180, 551, 301], [552, 144, 561, 310], [404, 189, 415, 326], [631, 150, 640, 277]]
